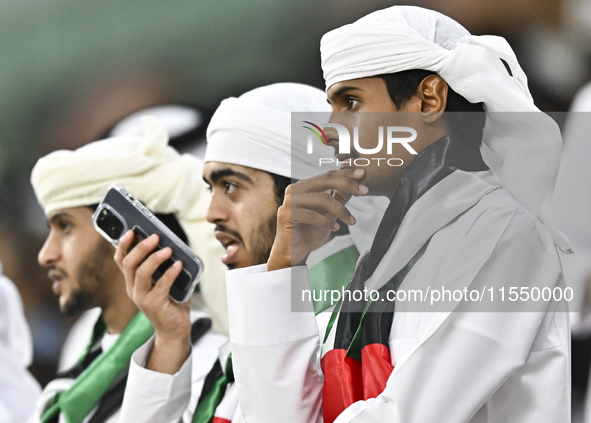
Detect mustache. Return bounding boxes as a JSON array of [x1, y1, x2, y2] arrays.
[[47, 266, 67, 279], [215, 224, 244, 245]]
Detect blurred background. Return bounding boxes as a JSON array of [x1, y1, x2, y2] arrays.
[[0, 0, 590, 418]]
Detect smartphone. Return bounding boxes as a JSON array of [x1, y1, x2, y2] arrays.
[[92, 183, 204, 303]]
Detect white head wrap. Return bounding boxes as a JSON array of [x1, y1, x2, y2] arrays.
[[31, 117, 229, 334], [321, 5, 570, 252], [204, 82, 336, 180]]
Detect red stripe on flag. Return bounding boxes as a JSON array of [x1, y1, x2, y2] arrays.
[[321, 349, 363, 423], [361, 343, 394, 400], [212, 417, 231, 423]]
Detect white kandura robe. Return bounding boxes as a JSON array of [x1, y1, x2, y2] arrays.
[[115, 196, 389, 423], [118, 311, 228, 423], [226, 170, 570, 423], [546, 82, 591, 423], [115, 239, 357, 423], [0, 267, 40, 423]]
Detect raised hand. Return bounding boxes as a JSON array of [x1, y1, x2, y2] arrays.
[[114, 231, 191, 374], [268, 168, 368, 271]]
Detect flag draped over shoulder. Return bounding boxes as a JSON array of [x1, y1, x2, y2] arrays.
[[41, 312, 153, 423], [320, 134, 489, 423]]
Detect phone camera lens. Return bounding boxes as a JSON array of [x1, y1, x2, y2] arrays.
[[97, 208, 124, 240]]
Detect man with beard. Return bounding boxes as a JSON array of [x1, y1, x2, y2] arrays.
[[29, 116, 226, 423], [224, 6, 571, 423], [116, 83, 387, 422]]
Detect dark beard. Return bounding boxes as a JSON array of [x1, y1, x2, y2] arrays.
[[225, 212, 277, 270], [61, 240, 113, 316], [249, 212, 277, 268]]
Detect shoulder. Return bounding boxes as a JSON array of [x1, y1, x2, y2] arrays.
[[0, 271, 24, 323], [191, 332, 227, 364], [438, 188, 558, 261], [0, 270, 19, 301]]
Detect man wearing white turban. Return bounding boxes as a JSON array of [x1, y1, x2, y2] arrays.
[[222, 6, 571, 423], [115, 82, 388, 422], [29, 117, 227, 423]]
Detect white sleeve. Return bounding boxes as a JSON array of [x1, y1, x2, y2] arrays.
[[333, 209, 566, 423], [118, 337, 192, 423], [0, 272, 40, 423], [547, 106, 591, 334], [227, 264, 323, 423], [0, 343, 41, 423]]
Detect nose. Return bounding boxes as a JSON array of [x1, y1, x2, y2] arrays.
[[205, 191, 230, 225], [324, 125, 339, 146], [322, 124, 341, 157], [38, 231, 60, 267]]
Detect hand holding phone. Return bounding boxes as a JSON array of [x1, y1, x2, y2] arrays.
[[100, 184, 198, 375], [92, 183, 204, 302], [115, 229, 193, 375], [129, 226, 192, 289]]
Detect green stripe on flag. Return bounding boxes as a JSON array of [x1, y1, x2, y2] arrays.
[[192, 355, 233, 423], [41, 311, 154, 423], [308, 244, 359, 314]]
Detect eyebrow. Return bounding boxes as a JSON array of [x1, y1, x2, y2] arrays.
[[205, 168, 254, 185], [48, 212, 72, 226], [328, 86, 365, 104]]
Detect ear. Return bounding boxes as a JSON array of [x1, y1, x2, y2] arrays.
[[417, 75, 448, 123]]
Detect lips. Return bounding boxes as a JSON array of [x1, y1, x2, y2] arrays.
[[48, 269, 65, 295], [215, 231, 241, 265]]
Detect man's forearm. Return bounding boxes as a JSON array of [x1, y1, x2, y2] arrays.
[[146, 334, 191, 375]]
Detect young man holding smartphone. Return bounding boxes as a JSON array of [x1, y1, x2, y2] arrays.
[[29, 117, 227, 423], [223, 6, 571, 423], [116, 83, 387, 422]]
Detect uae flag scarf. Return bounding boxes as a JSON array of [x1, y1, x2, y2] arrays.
[[320, 133, 488, 423], [192, 239, 360, 423], [40, 312, 211, 423]]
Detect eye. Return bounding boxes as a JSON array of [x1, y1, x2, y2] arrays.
[[57, 219, 72, 233], [346, 97, 359, 110], [224, 181, 237, 194], [205, 184, 212, 193]]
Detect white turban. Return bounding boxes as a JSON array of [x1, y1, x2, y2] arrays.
[[321, 5, 570, 252], [31, 117, 230, 334], [204, 82, 336, 180]]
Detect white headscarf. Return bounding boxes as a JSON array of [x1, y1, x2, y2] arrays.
[[32, 117, 204, 220], [205, 82, 337, 180], [31, 117, 229, 334], [321, 5, 570, 252]]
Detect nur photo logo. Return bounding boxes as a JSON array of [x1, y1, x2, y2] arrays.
[[302, 121, 418, 167]]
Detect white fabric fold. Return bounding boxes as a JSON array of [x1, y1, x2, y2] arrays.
[[320, 5, 570, 252]]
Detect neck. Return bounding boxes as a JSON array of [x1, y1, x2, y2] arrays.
[[102, 298, 138, 334], [100, 277, 138, 334]]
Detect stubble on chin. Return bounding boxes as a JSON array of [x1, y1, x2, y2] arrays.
[[61, 289, 95, 316], [227, 213, 277, 270], [61, 240, 113, 316], [250, 213, 277, 268]]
